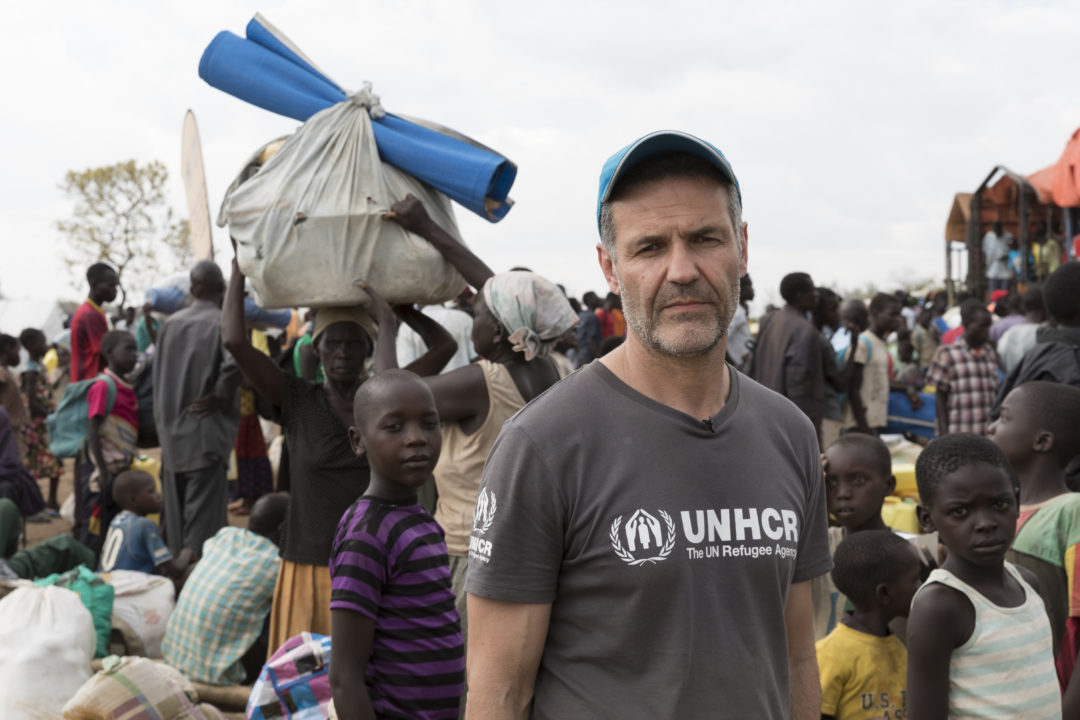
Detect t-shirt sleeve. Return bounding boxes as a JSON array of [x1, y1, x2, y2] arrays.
[[793, 436, 832, 584], [464, 422, 565, 604], [329, 510, 388, 619], [816, 640, 848, 716], [1061, 500, 1080, 618], [86, 379, 109, 419], [134, 518, 173, 567], [924, 346, 952, 392]]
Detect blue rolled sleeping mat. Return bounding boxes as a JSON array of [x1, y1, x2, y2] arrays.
[[144, 286, 291, 328], [198, 14, 516, 222]]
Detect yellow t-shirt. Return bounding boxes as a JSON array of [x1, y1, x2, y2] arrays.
[[816, 623, 907, 720]]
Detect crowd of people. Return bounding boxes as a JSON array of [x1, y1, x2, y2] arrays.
[[0, 129, 1079, 719]]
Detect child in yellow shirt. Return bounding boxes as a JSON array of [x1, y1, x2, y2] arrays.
[[817, 530, 922, 720]]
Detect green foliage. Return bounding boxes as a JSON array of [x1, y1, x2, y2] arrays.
[[57, 160, 192, 306], [837, 274, 942, 302]]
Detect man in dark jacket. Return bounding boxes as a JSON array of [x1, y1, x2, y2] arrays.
[[994, 261, 1080, 413], [749, 272, 824, 438]]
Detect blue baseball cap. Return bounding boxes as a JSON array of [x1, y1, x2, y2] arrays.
[[596, 130, 741, 234]]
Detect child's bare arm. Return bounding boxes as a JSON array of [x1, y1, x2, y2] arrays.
[[329, 609, 377, 720], [907, 583, 974, 720], [159, 548, 194, 578], [846, 364, 870, 433], [86, 416, 110, 483]]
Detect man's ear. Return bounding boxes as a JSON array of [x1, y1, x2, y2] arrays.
[[916, 504, 935, 533], [348, 426, 366, 458], [738, 221, 749, 277], [1033, 429, 1054, 454], [597, 244, 620, 296]]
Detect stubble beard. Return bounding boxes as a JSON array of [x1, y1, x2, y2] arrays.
[[616, 267, 741, 359]]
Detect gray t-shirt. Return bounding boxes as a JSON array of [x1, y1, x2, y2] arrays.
[[465, 362, 832, 720]]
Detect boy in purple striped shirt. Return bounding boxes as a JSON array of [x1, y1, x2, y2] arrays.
[[329, 370, 465, 720]]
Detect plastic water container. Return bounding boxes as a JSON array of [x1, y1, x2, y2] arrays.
[[881, 496, 921, 534]]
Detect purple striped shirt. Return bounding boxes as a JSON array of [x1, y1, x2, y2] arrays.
[[330, 497, 464, 719]]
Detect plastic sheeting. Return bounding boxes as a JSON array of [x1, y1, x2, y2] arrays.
[[199, 14, 516, 222]]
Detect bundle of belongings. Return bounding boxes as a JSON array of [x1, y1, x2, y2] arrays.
[[200, 13, 517, 311]]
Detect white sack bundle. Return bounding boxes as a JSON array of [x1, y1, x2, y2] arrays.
[[222, 93, 468, 309]]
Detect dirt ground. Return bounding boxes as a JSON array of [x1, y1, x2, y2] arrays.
[[24, 447, 249, 548]]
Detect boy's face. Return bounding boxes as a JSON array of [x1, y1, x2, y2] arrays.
[[825, 445, 895, 531], [350, 380, 442, 489], [131, 477, 162, 515], [870, 301, 901, 335], [884, 543, 924, 619], [986, 386, 1040, 468], [917, 463, 1018, 568], [2, 344, 18, 366], [963, 310, 992, 348], [108, 336, 138, 375]]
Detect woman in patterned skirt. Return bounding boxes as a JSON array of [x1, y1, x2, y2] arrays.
[[18, 329, 64, 512]]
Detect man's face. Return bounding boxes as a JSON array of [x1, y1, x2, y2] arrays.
[[94, 271, 119, 303], [598, 176, 747, 359], [870, 301, 901, 335]]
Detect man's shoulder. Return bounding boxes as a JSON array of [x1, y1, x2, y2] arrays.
[[502, 362, 608, 437], [736, 371, 818, 435]]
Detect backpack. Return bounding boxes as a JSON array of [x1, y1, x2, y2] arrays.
[[247, 632, 333, 720], [47, 373, 117, 458]]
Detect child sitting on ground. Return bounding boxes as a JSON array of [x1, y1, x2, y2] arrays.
[[817, 530, 923, 720], [99, 470, 192, 589], [813, 433, 897, 639], [328, 369, 464, 720], [163, 492, 289, 685], [907, 433, 1062, 719], [989, 381, 1080, 712], [78, 330, 139, 555]]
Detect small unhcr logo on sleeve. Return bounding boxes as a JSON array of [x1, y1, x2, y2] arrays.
[[469, 488, 497, 563]]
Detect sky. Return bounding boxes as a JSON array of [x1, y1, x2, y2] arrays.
[[1, 0, 1077, 316]]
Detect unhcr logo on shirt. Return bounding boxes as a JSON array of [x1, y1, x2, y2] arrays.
[[609, 506, 800, 565], [610, 509, 677, 566]]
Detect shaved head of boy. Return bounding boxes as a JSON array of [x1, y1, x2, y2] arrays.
[[112, 470, 161, 516]]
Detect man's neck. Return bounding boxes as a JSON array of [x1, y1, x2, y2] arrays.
[[1017, 460, 1071, 506], [868, 324, 887, 339], [601, 335, 731, 420]]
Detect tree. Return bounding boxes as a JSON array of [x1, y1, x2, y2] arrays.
[[57, 160, 191, 308]]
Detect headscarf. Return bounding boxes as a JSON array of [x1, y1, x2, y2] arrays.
[[482, 272, 579, 362], [311, 306, 377, 345]]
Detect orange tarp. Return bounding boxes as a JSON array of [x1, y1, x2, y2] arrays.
[[1028, 127, 1080, 207]]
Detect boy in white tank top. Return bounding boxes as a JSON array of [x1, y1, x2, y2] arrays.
[[907, 433, 1061, 719]]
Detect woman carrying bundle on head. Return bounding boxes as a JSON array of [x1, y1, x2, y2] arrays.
[[384, 196, 578, 652], [222, 239, 458, 654]]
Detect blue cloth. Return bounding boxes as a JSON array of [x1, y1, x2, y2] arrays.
[[99, 510, 172, 574], [199, 16, 516, 222]]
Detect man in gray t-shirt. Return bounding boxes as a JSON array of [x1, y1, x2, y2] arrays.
[[465, 131, 831, 720]]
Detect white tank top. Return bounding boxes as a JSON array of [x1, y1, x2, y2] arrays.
[[913, 563, 1061, 719]]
